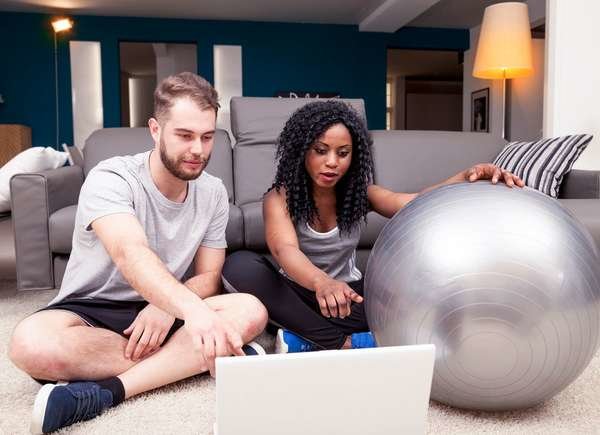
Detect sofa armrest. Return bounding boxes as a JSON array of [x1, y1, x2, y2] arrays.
[[559, 169, 600, 199], [10, 165, 84, 290]]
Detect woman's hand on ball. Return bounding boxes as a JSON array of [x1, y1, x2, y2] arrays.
[[313, 277, 363, 319], [466, 164, 525, 187]]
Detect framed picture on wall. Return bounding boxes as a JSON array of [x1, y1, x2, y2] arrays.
[[471, 88, 489, 132]]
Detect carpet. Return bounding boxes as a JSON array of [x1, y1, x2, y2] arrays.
[[1, 281, 598, 435]]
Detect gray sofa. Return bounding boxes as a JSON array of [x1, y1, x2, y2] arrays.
[[10, 97, 600, 291]]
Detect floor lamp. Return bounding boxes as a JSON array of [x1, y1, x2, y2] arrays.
[[51, 18, 73, 149], [473, 2, 533, 140]]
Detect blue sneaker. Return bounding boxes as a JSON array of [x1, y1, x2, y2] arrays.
[[275, 329, 318, 353], [31, 381, 114, 434], [242, 341, 266, 356], [351, 331, 377, 349]]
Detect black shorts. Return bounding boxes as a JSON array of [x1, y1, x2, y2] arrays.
[[32, 299, 183, 385], [38, 298, 184, 339]]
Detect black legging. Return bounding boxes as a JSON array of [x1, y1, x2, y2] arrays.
[[222, 250, 369, 350]]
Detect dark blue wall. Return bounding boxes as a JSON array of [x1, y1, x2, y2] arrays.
[[0, 12, 469, 148]]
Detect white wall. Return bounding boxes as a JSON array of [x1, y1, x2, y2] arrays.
[[172, 44, 197, 76], [544, 0, 600, 169], [69, 41, 103, 149], [128, 76, 155, 128], [155, 43, 198, 84], [214, 45, 243, 140], [510, 38, 545, 141]]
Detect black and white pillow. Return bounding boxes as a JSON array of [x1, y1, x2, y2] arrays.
[[493, 134, 593, 198]]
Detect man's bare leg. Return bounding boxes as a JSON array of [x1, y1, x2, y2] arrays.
[[9, 274, 237, 381], [9, 293, 266, 387], [8, 310, 135, 381], [13, 293, 266, 434], [118, 293, 267, 398]]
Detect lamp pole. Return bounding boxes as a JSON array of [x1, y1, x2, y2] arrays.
[[502, 69, 506, 140], [54, 31, 59, 149], [52, 18, 72, 149]]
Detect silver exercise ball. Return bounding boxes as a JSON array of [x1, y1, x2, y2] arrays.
[[365, 182, 600, 411]]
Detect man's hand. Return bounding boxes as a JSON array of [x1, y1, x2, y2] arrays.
[[466, 163, 525, 187], [183, 302, 245, 377], [124, 304, 175, 361], [313, 277, 363, 319]]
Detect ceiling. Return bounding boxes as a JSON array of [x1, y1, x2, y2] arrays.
[[407, 0, 512, 29], [0, 0, 527, 31], [0, 0, 382, 25]]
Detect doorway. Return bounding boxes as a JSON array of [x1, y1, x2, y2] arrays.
[[119, 42, 198, 127], [386, 49, 463, 131]]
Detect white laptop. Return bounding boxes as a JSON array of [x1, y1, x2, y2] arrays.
[[215, 344, 435, 435]]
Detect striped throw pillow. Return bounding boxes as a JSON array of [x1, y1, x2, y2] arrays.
[[493, 134, 593, 198]]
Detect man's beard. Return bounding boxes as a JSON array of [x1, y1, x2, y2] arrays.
[[159, 136, 210, 181]]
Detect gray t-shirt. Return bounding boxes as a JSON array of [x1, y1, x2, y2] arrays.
[[50, 151, 228, 305], [282, 221, 362, 283]]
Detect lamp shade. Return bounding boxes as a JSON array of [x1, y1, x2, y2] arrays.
[[473, 2, 533, 79], [52, 18, 73, 33]]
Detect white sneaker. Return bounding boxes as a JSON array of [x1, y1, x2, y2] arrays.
[[274, 329, 288, 354], [242, 341, 266, 355]]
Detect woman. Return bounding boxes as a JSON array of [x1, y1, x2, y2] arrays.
[[222, 100, 523, 353]]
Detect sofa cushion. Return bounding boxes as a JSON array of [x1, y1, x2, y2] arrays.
[[240, 200, 372, 274], [49, 203, 245, 255], [230, 97, 366, 147], [560, 170, 600, 199], [359, 212, 389, 248], [206, 130, 234, 201], [83, 128, 235, 201], [559, 199, 600, 252], [240, 202, 265, 250], [230, 97, 366, 205], [241, 201, 388, 252], [356, 249, 371, 274], [372, 130, 506, 193], [226, 205, 244, 251], [84, 128, 153, 176], [244, 196, 598, 253], [53, 255, 70, 288], [233, 145, 277, 206], [49, 205, 77, 254]]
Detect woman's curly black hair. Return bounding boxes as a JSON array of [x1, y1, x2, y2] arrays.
[[270, 100, 374, 235]]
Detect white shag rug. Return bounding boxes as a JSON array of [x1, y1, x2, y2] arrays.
[[1, 281, 598, 435]]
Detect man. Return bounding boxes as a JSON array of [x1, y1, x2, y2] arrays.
[[8, 72, 268, 434]]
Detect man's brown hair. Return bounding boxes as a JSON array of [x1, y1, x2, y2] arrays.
[[153, 72, 219, 123]]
